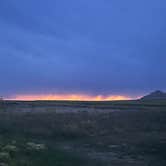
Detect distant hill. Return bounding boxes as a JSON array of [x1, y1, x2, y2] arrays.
[[141, 90, 166, 100]]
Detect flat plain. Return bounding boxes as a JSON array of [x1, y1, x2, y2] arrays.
[[0, 100, 166, 166]]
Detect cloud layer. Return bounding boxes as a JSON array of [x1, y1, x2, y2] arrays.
[[0, 0, 166, 99]]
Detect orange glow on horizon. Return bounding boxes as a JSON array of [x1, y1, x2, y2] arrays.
[[8, 94, 132, 101]]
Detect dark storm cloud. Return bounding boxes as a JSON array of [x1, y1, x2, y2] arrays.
[[0, 0, 166, 97]]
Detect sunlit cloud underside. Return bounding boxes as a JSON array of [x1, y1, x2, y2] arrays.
[[8, 94, 133, 101]]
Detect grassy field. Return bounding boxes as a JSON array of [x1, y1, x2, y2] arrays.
[[0, 136, 87, 166], [0, 100, 166, 165]]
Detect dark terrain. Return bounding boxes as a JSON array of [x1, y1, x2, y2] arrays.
[[0, 97, 166, 165]]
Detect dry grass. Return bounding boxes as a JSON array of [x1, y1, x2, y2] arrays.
[[0, 101, 166, 165]]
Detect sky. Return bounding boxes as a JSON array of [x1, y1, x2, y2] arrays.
[[0, 0, 166, 100]]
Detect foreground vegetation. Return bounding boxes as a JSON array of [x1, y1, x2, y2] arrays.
[[0, 100, 166, 165], [0, 136, 86, 166]]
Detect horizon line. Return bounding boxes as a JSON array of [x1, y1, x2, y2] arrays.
[[5, 93, 141, 101]]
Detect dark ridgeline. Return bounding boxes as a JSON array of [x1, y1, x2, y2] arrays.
[[141, 90, 166, 100]]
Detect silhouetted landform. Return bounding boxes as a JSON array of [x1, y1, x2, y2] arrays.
[[141, 90, 166, 100]]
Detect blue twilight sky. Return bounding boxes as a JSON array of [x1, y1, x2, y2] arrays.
[[0, 0, 166, 98]]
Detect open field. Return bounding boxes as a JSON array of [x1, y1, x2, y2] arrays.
[[2, 99, 166, 112], [0, 100, 166, 165]]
